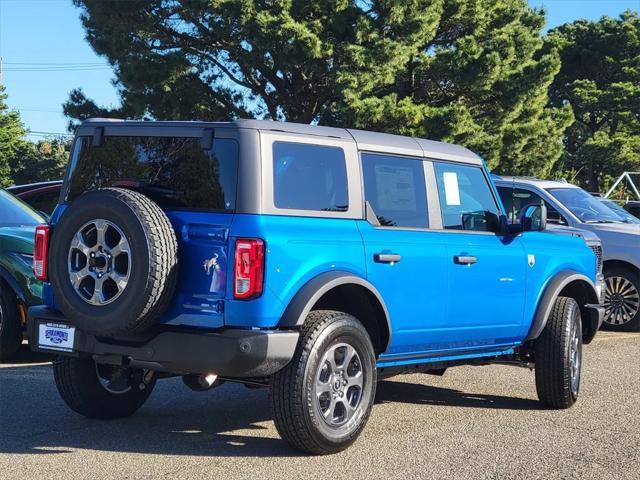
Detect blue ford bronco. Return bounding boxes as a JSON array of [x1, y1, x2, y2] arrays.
[[28, 119, 604, 454]]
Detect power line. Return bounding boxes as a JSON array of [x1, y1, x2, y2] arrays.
[[28, 131, 73, 137]]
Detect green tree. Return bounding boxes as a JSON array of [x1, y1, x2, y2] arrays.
[[0, 85, 26, 186], [67, 0, 571, 175], [547, 12, 640, 191], [8, 139, 71, 185]]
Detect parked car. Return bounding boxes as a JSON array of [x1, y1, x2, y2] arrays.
[[599, 198, 640, 224], [7, 180, 63, 217], [29, 119, 603, 454], [0, 190, 44, 359], [496, 177, 640, 332]]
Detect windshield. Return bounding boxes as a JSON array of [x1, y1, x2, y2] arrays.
[[600, 199, 640, 224], [547, 187, 631, 223], [0, 190, 44, 227]]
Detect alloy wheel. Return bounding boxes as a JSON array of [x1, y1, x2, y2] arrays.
[[68, 219, 131, 306], [314, 342, 364, 427], [603, 276, 640, 326]]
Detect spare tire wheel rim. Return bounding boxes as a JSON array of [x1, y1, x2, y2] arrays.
[[68, 219, 132, 306]]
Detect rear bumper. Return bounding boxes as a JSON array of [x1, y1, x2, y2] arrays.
[[27, 306, 299, 377]]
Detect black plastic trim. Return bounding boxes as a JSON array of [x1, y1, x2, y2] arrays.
[[27, 306, 299, 377], [526, 270, 600, 342], [278, 271, 392, 350]]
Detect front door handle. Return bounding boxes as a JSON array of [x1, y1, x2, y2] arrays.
[[454, 255, 477, 265], [374, 253, 401, 264]]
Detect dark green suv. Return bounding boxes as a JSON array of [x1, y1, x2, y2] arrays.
[[0, 189, 44, 360]]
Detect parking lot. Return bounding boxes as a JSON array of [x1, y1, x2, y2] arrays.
[[0, 331, 638, 480]]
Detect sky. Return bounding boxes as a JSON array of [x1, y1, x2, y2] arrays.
[[1, 0, 639, 140]]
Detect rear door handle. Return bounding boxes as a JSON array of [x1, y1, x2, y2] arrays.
[[374, 253, 401, 264], [454, 255, 477, 265]]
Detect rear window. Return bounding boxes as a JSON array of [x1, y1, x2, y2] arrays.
[[273, 142, 348, 212], [66, 136, 239, 211]]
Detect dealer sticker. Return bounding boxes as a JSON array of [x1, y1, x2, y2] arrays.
[[38, 323, 76, 352]]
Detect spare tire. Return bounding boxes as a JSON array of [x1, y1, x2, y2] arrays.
[[48, 188, 178, 336]]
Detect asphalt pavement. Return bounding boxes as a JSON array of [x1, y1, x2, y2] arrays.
[[1, 331, 638, 480]]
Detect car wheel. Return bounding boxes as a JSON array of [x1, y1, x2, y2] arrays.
[[602, 266, 640, 331], [0, 286, 23, 361], [271, 310, 377, 454], [53, 356, 156, 419], [535, 296, 582, 409]]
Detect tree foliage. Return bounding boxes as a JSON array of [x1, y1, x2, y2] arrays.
[[547, 12, 640, 191], [0, 85, 69, 187], [9, 139, 70, 186], [0, 85, 26, 186], [66, 0, 572, 176]]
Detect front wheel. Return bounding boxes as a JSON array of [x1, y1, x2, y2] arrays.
[[53, 356, 156, 419], [602, 266, 640, 331], [271, 310, 377, 455], [535, 296, 582, 409]]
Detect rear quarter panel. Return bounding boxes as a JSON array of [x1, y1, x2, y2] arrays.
[[225, 214, 366, 328]]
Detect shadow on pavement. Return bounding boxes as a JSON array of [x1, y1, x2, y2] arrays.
[[0, 371, 542, 458], [375, 378, 543, 410]]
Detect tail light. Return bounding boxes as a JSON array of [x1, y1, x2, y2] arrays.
[[33, 225, 51, 281], [233, 238, 264, 299]]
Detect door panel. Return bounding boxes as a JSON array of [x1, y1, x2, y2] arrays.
[[432, 161, 527, 346], [359, 152, 449, 356], [358, 222, 448, 355], [443, 233, 526, 346]]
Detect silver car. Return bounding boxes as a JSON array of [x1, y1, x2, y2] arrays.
[[495, 177, 640, 331]]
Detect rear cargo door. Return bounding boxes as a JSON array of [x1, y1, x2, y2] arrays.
[[64, 124, 240, 328]]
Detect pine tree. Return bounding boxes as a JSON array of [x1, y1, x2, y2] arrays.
[[547, 11, 640, 191], [67, 0, 572, 176]]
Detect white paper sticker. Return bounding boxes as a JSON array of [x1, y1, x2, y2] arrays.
[[38, 323, 75, 352], [443, 171, 461, 206]]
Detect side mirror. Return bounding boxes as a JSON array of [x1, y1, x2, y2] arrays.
[[520, 203, 547, 232]]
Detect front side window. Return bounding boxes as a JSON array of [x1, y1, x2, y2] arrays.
[[497, 187, 567, 225], [361, 153, 428, 228], [434, 162, 501, 232], [67, 136, 239, 211], [273, 142, 348, 212]]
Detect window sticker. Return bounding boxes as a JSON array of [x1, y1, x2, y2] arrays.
[[374, 165, 417, 211], [443, 171, 461, 206]]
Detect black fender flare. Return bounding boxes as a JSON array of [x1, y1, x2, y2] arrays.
[[526, 270, 601, 342], [278, 271, 392, 349]]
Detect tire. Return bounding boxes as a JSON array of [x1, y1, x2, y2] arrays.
[[271, 310, 377, 455], [602, 266, 640, 332], [535, 296, 583, 409], [48, 188, 178, 336], [0, 286, 22, 361], [53, 356, 156, 419]]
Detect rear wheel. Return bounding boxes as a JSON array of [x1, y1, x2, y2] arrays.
[[53, 356, 156, 419], [0, 287, 22, 361], [602, 266, 640, 331], [271, 310, 376, 455], [535, 296, 582, 409]]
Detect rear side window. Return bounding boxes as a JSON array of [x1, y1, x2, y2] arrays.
[[273, 142, 348, 212], [66, 136, 239, 211], [361, 153, 428, 228]]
